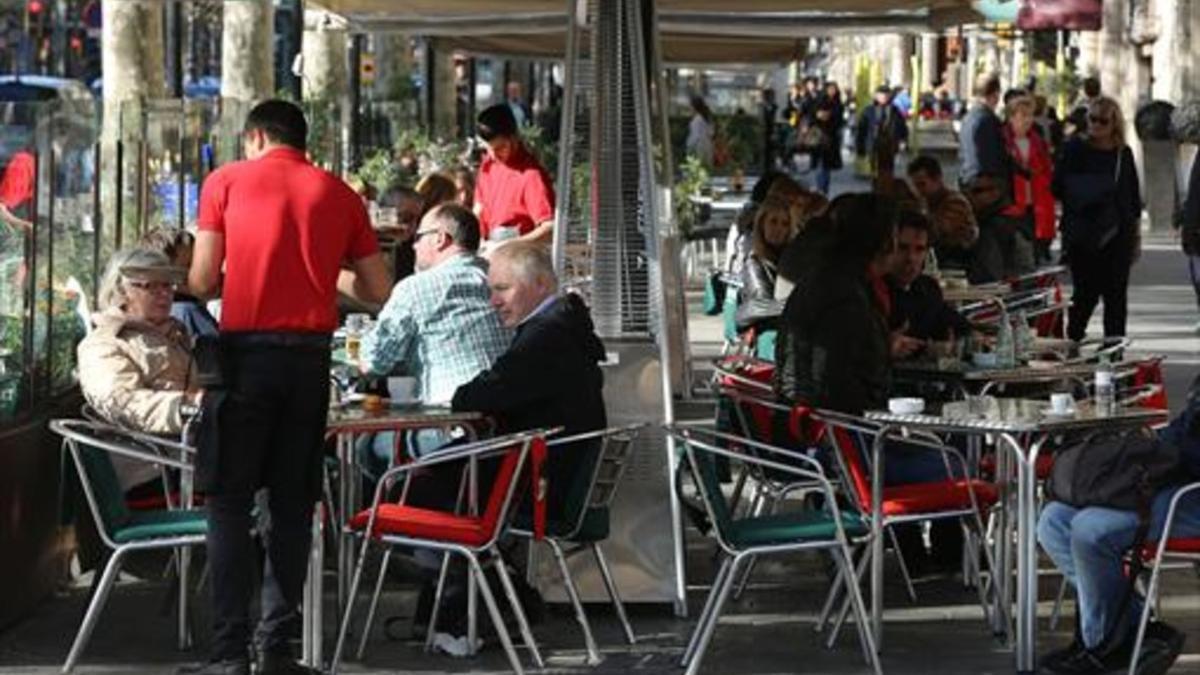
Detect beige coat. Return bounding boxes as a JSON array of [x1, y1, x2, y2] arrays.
[[77, 309, 196, 437]]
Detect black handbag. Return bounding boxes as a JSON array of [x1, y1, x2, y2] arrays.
[[1044, 427, 1180, 513]]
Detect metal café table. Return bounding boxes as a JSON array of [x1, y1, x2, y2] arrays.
[[300, 403, 487, 668], [892, 359, 1108, 398], [940, 280, 1012, 305], [863, 402, 1167, 674]]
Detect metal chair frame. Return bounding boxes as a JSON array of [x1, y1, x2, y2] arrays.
[[506, 423, 645, 665], [668, 424, 883, 675], [810, 410, 1003, 651], [50, 418, 203, 674], [331, 429, 552, 675], [1128, 481, 1200, 675]]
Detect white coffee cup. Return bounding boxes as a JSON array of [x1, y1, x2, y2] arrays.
[[387, 376, 419, 404], [1050, 393, 1074, 414]]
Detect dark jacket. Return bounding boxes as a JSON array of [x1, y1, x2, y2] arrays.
[[959, 102, 1009, 189], [1179, 154, 1200, 255], [855, 103, 908, 159], [452, 293, 607, 514], [811, 95, 845, 170], [888, 275, 973, 342], [1052, 138, 1142, 252], [775, 263, 891, 415]]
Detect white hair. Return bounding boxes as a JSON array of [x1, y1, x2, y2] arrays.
[[97, 248, 174, 312], [492, 241, 558, 290]]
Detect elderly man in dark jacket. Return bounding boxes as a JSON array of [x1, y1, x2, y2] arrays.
[[453, 240, 607, 515]]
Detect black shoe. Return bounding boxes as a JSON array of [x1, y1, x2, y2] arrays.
[[1043, 637, 1134, 675], [177, 659, 251, 675], [1132, 622, 1185, 675], [257, 651, 322, 675], [1039, 638, 1086, 673]]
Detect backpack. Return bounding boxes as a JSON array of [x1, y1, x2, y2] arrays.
[[1044, 427, 1180, 515]]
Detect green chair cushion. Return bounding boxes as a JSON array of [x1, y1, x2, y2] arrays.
[[113, 508, 208, 544], [728, 509, 867, 548]]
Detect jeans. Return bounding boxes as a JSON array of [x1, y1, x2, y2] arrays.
[[1037, 487, 1200, 649], [204, 339, 330, 661], [815, 162, 832, 195], [1066, 240, 1133, 341]]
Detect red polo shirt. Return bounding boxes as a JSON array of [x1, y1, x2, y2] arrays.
[[197, 147, 378, 333], [0, 151, 34, 210], [473, 145, 555, 240]]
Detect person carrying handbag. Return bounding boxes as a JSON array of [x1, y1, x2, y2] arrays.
[[1052, 96, 1143, 342]]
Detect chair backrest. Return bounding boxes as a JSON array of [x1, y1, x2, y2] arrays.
[[678, 434, 734, 538], [477, 435, 541, 545], [549, 424, 644, 538], [813, 414, 879, 512]]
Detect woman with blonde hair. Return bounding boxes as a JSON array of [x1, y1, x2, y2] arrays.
[[1000, 94, 1055, 265], [741, 196, 798, 303], [1053, 95, 1142, 341]]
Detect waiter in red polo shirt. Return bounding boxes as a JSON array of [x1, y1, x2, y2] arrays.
[[473, 103, 556, 248], [186, 100, 391, 675]]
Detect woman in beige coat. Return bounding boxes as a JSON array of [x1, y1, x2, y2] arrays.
[[77, 247, 201, 490]]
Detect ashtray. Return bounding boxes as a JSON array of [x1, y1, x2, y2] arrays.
[[888, 397, 925, 415]]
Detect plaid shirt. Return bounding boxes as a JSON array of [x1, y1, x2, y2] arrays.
[[361, 253, 512, 404]]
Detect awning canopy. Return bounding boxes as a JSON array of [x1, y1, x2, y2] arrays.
[[312, 0, 981, 62]]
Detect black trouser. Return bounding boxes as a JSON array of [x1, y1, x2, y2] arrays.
[[1066, 241, 1132, 341], [204, 333, 331, 662]]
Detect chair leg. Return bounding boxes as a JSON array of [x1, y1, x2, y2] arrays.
[[886, 525, 918, 603], [490, 551, 545, 669], [468, 555, 525, 675], [177, 545, 193, 650], [836, 545, 883, 675], [331, 538, 372, 674], [356, 547, 393, 660], [815, 549, 848, 634], [1048, 576, 1069, 631], [681, 555, 733, 668], [827, 544, 870, 650], [731, 491, 771, 601], [548, 540, 600, 665], [62, 549, 126, 674], [592, 543, 636, 645], [1128, 562, 1166, 675], [424, 552, 452, 654], [684, 555, 744, 675]]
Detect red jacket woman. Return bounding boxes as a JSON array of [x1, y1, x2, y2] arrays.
[[1002, 95, 1056, 257]]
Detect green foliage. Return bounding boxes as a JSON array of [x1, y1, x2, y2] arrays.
[[668, 114, 763, 176], [519, 124, 558, 177], [674, 155, 710, 237], [353, 148, 402, 198]]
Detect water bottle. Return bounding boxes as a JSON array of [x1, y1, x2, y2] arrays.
[[995, 312, 1015, 368], [925, 246, 939, 278], [1094, 363, 1116, 417], [1013, 311, 1033, 363]]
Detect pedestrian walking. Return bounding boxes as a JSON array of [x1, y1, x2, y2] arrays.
[[1053, 96, 1142, 342]]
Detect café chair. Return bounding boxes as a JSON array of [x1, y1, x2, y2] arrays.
[[811, 410, 1001, 651], [50, 418, 207, 674], [717, 388, 834, 599], [507, 423, 645, 665], [332, 429, 553, 675], [1128, 481, 1200, 675], [667, 424, 882, 675]]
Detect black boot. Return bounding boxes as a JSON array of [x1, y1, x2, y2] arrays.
[[257, 650, 322, 675]]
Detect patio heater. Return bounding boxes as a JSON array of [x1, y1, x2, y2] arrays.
[[538, 0, 690, 615]]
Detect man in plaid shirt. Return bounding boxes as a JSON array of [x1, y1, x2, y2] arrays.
[[360, 203, 511, 409]]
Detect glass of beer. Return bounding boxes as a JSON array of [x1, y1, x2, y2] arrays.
[[344, 313, 368, 362]]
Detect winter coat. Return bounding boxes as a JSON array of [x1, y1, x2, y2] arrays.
[[1001, 126, 1057, 242]]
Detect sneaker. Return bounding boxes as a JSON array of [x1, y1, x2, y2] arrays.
[[176, 659, 251, 675]]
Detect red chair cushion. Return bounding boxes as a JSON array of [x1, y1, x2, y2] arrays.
[[881, 479, 999, 517], [1141, 537, 1200, 560], [126, 492, 206, 511], [348, 504, 491, 547]]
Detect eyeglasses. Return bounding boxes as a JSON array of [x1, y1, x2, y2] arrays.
[[126, 280, 176, 294]]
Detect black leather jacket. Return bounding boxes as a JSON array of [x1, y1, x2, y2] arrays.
[[775, 264, 891, 415]]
